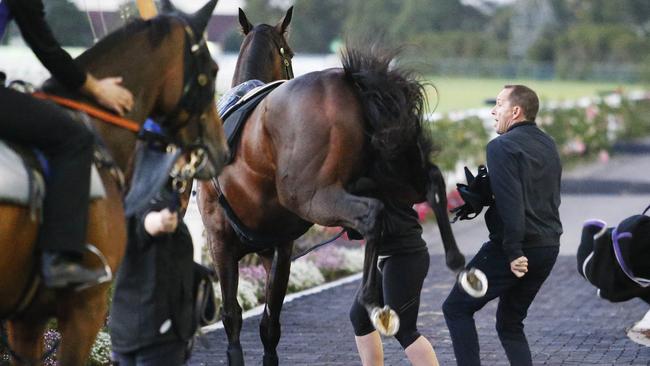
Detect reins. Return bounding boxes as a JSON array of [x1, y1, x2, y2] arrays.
[[32, 92, 140, 132], [291, 229, 346, 261]]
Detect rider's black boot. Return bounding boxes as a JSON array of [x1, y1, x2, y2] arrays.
[[41, 251, 104, 288]]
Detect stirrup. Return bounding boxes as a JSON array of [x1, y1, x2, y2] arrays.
[[74, 244, 113, 292]]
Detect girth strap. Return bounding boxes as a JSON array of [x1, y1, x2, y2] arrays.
[[211, 177, 310, 248]]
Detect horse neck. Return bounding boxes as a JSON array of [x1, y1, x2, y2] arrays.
[[232, 33, 281, 86], [82, 30, 182, 171]]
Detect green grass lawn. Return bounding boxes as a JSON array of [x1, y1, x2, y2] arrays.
[[424, 77, 649, 114]]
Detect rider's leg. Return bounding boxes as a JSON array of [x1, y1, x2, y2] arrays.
[[0, 87, 102, 287]]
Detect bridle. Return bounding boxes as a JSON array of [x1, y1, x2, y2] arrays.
[[269, 32, 294, 80], [152, 15, 220, 182], [279, 46, 294, 80]]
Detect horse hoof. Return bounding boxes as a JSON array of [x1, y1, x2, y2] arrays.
[[371, 305, 400, 336], [459, 268, 488, 298]]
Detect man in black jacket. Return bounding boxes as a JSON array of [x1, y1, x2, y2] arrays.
[[442, 85, 562, 366], [0, 0, 133, 287]]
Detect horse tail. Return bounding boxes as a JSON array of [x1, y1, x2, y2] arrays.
[[340, 46, 434, 195]]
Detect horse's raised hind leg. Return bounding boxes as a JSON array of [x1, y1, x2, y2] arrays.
[[5, 317, 47, 365], [56, 286, 109, 366], [280, 185, 392, 333], [258, 242, 293, 366]]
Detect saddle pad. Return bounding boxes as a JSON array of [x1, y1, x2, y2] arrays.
[[0, 140, 105, 207], [218, 80, 285, 118], [218, 80, 285, 164]]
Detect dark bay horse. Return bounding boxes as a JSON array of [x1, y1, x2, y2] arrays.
[[0, 1, 227, 364], [197, 8, 476, 366]]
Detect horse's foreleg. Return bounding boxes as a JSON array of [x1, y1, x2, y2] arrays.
[[57, 286, 109, 366], [5, 317, 47, 365], [211, 234, 245, 366], [258, 243, 293, 366]]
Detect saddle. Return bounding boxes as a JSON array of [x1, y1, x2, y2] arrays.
[[218, 80, 285, 164], [578, 207, 650, 302]]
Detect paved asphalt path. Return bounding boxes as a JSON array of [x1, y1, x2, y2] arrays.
[[190, 144, 650, 365]]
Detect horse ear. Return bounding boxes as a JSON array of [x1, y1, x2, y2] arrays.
[[277, 6, 293, 34], [191, 0, 219, 33], [238, 8, 253, 35], [160, 0, 176, 13]]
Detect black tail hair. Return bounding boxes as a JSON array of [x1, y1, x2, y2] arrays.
[[341, 45, 434, 195]]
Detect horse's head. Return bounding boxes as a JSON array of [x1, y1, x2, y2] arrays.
[[153, 0, 227, 180], [233, 7, 294, 85], [70, 0, 228, 179]]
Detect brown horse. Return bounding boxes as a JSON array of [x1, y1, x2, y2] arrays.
[[197, 8, 477, 366], [0, 1, 227, 364]]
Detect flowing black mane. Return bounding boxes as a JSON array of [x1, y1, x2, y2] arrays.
[[76, 16, 173, 67], [341, 46, 435, 194]]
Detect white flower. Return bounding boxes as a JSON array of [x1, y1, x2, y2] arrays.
[[288, 260, 325, 292], [89, 331, 112, 365], [338, 247, 364, 273]]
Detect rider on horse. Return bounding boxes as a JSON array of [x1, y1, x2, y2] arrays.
[[0, 0, 133, 288]]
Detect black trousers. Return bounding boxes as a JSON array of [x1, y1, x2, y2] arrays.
[[349, 249, 430, 349], [442, 241, 558, 366], [0, 87, 93, 254]]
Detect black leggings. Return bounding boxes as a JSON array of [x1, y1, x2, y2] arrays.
[[349, 249, 429, 349], [0, 86, 93, 254]]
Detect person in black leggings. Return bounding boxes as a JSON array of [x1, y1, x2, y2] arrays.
[[349, 199, 439, 366], [0, 0, 133, 288]]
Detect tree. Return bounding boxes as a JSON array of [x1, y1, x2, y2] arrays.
[[290, 0, 346, 53], [342, 0, 402, 45], [243, 0, 285, 25]]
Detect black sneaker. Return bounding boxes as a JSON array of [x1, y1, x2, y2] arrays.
[[41, 251, 105, 288]]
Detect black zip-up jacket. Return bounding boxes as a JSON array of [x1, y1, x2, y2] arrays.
[[484, 121, 563, 262], [5, 0, 86, 90]]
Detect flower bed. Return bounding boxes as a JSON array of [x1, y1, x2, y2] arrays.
[[212, 239, 364, 314]]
